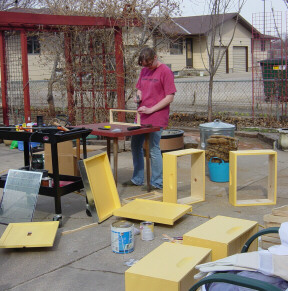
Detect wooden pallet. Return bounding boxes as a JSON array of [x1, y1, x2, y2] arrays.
[[272, 205, 288, 217]]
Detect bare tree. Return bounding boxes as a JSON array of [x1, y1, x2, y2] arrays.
[[34, 0, 182, 122], [199, 0, 246, 121], [0, 0, 38, 10]]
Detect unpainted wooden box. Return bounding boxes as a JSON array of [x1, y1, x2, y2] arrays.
[[183, 215, 258, 261], [125, 242, 211, 291]]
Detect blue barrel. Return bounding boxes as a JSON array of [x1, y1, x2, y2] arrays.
[[208, 157, 229, 182]]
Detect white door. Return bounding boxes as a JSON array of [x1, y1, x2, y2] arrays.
[[233, 46, 247, 72]]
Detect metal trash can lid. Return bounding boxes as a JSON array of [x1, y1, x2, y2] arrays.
[[199, 119, 235, 130]]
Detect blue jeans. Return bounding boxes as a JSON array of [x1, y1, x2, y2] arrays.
[[131, 129, 163, 189]]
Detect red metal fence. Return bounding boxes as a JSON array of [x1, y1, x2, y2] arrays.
[[252, 11, 288, 120]]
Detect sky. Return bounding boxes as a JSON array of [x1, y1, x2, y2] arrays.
[[180, 0, 287, 25]]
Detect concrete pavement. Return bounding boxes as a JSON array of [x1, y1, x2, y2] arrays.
[[0, 131, 287, 291]]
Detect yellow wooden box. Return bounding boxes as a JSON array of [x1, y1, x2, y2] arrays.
[[163, 149, 205, 205], [82, 152, 121, 223], [125, 242, 211, 291], [183, 215, 258, 261], [81, 152, 191, 225], [229, 150, 277, 206]]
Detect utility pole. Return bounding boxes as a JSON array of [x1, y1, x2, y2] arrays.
[[262, 0, 266, 34]]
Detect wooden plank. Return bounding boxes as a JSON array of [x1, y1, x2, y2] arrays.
[[62, 222, 98, 235], [261, 234, 281, 244], [264, 213, 288, 224]]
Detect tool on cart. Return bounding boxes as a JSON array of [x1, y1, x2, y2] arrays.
[[0, 114, 72, 133], [52, 122, 70, 132], [0, 125, 70, 132]]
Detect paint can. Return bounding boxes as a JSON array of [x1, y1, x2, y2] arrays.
[[111, 220, 134, 254], [140, 221, 154, 241], [41, 177, 53, 187]]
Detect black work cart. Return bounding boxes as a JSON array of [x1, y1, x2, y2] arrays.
[[0, 127, 92, 224]]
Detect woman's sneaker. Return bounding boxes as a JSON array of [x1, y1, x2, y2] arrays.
[[122, 180, 140, 187]]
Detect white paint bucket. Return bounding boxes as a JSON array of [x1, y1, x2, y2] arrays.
[[140, 221, 154, 241], [111, 220, 134, 253]]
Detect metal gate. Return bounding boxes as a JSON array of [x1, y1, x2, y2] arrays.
[[252, 11, 288, 119]]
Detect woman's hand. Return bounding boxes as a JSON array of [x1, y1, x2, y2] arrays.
[[138, 106, 153, 114], [137, 94, 174, 115]]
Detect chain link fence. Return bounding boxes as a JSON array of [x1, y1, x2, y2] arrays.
[[173, 79, 253, 115], [1, 78, 288, 128]]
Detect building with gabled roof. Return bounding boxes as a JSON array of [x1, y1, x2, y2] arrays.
[[152, 13, 266, 75]]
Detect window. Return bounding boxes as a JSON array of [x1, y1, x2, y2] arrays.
[[27, 36, 40, 54], [260, 39, 266, 52], [170, 39, 183, 55]]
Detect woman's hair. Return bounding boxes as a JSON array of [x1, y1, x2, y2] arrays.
[[138, 47, 156, 66]]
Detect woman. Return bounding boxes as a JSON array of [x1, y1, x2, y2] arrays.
[[122, 47, 176, 190]]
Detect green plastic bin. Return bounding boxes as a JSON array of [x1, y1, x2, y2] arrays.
[[259, 59, 288, 100]]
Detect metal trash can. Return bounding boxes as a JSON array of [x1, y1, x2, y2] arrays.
[[199, 119, 235, 149]]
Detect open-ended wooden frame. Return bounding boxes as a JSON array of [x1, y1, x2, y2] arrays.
[[229, 150, 277, 206], [109, 109, 140, 126]]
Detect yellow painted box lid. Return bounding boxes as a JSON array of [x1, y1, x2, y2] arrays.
[[0, 221, 59, 248], [113, 199, 192, 225]]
